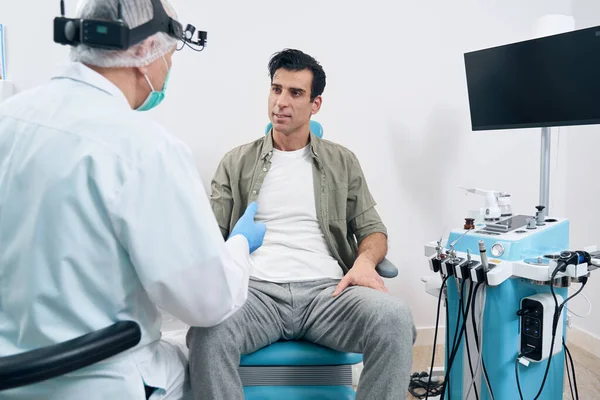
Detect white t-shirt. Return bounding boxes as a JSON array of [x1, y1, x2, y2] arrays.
[[250, 145, 344, 282]]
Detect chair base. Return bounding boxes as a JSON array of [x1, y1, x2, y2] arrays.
[[239, 364, 353, 386], [243, 385, 356, 400], [239, 340, 361, 400]]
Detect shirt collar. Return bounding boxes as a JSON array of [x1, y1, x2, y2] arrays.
[[51, 62, 131, 108], [261, 129, 322, 160]]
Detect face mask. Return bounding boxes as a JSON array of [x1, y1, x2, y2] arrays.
[[136, 56, 170, 112]]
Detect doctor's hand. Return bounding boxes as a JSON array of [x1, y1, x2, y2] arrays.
[[229, 202, 266, 253], [333, 256, 388, 297]]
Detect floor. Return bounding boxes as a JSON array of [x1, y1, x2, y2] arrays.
[[561, 343, 600, 400], [407, 343, 600, 399]]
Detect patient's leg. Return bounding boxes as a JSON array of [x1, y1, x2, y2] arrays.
[[185, 279, 290, 400], [299, 282, 416, 400]]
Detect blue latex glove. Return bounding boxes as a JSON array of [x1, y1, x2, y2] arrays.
[[229, 202, 266, 253]]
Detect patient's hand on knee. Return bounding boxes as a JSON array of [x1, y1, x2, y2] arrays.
[[333, 256, 388, 297]]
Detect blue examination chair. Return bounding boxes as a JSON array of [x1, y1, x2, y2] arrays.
[[239, 121, 399, 399]]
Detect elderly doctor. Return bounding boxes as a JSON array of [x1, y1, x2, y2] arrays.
[[0, 0, 265, 399]]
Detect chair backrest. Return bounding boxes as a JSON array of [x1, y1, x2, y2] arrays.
[[265, 120, 324, 138]]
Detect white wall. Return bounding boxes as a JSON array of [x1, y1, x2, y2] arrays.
[[2, 0, 599, 336], [559, 0, 600, 339]]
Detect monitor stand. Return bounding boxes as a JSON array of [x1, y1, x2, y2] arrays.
[[539, 127, 551, 216]]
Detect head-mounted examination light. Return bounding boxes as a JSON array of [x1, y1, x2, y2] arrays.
[[54, 0, 207, 51]]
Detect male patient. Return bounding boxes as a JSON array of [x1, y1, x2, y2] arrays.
[[186, 49, 416, 399]]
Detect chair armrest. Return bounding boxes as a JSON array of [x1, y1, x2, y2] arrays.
[[375, 258, 398, 278], [0, 321, 141, 391]]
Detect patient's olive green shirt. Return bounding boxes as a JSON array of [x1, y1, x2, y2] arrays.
[[209, 132, 387, 274]]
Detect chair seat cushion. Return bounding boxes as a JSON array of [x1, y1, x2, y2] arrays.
[[239, 340, 363, 366]]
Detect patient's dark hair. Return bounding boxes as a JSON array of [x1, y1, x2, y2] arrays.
[[268, 49, 326, 102]]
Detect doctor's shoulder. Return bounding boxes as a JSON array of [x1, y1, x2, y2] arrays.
[[0, 85, 47, 118], [108, 112, 191, 160]]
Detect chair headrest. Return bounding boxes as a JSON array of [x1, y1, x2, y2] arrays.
[[265, 120, 323, 139]]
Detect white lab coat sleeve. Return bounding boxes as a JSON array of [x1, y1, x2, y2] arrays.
[[107, 139, 253, 327]]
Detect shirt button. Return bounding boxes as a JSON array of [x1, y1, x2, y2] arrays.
[[262, 167, 267, 172], [252, 190, 257, 195]]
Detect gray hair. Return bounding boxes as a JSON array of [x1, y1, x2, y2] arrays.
[[70, 0, 179, 68]]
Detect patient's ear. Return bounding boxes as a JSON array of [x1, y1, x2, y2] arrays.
[[311, 96, 322, 115]]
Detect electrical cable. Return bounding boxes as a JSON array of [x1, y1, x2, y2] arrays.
[[174, 29, 206, 52], [515, 357, 524, 400], [532, 267, 562, 400], [449, 280, 464, 366], [179, 38, 205, 52], [409, 372, 444, 399], [564, 338, 579, 400], [565, 290, 591, 318], [439, 279, 474, 399], [564, 341, 575, 400], [515, 347, 535, 400], [464, 282, 482, 400], [561, 282, 586, 400], [478, 287, 494, 400], [453, 300, 464, 359], [424, 275, 449, 400], [559, 279, 588, 316], [533, 269, 587, 400], [560, 280, 588, 399], [448, 279, 465, 382], [462, 281, 479, 400], [439, 290, 462, 399], [465, 284, 494, 400], [445, 296, 451, 398]]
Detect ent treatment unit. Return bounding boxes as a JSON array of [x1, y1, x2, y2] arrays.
[[422, 23, 600, 400]]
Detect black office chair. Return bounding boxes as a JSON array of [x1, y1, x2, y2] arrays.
[[0, 321, 141, 391]]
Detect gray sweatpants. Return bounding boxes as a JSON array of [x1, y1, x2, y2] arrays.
[[186, 278, 416, 400]]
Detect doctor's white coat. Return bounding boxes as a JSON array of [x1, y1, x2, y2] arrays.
[[0, 63, 252, 399]]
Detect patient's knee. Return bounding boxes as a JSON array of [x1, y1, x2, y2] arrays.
[[370, 299, 416, 345], [186, 324, 235, 355]]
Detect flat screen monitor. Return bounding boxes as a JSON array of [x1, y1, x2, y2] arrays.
[[464, 25, 600, 131]]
